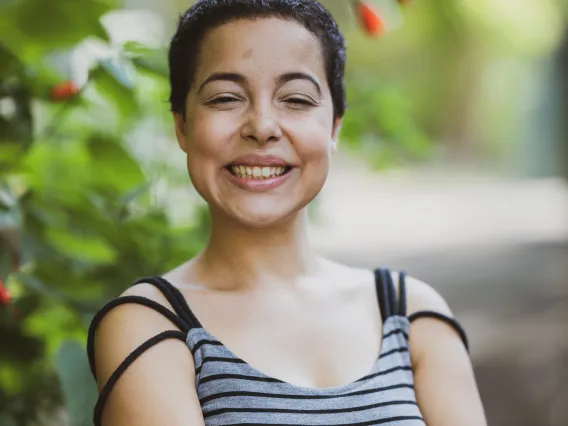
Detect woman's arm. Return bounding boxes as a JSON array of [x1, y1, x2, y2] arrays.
[[93, 285, 206, 426], [405, 276, 487, 426]]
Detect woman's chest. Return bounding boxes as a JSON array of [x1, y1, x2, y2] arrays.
[[190, 285, 383, 389], [191, 320, 424, 426]]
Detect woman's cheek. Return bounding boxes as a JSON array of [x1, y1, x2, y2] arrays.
[[182, 117, 220, 193], [291, 124, 334, 161], [189, 113, 237, 159]]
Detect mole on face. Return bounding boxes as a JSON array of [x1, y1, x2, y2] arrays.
[[242, 48, 253, 59]]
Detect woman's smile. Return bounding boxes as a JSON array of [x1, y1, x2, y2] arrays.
[[223, 164, 296, 192], [223, 154, 296, 191]]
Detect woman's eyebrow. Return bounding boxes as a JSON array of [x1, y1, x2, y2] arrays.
[[276, 72, 322, 96], [197, 71, 322, 96], [198, 72, 248, 93]]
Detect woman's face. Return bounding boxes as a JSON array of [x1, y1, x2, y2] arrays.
[[174, 17, 341, 228]]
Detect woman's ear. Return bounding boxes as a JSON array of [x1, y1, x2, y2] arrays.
[[330, 117, 342, 154], [173, 112, 188, 153]]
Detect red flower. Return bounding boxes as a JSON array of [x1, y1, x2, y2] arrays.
[[51, 80, 80, 101], [356, 1, 385, 37], [0, 279, 11, 305]]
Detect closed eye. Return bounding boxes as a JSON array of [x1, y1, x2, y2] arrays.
[[208, 95, 242, 104], [284, 97, 318, 106]]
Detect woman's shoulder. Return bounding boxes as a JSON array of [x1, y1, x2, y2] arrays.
[[387, 271, 469, 364], [89, 277, 204, 425], [120, 279, 176, 310], [324, 258, 452, 316], [91, 278, 182, 339], [90, 270, 195, 373], [118, 262, 197, 313], [391, 270, 453, 317]]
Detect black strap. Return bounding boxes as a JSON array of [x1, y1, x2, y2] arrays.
[[374, 268, 406, 321], [132, 276, 202, 329], [87, 276, 200, 380], [93, 330, 187, 426], [398, 271, 407, 316], [408, 311, 469, 351], [374, 268, 389, 321], [384, 270, 397, 316], [374, 269, 468, 350], [87, 296, 191, 379]]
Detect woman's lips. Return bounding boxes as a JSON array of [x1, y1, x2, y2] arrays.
[[228, 154, 291, 168], [223, 166, 294, 192]]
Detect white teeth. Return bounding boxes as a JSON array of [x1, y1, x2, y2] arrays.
[[229, 165, 289, 179]]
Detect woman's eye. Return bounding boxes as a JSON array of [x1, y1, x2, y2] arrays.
[[284, 97, 317, 106], [208, 96, 242, 104]]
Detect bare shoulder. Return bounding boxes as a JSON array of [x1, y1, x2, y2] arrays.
[[94, 283, 179, 378], [94, 282, 186, 386], [92, 281, 204, 425], [395, 272, 453, 317], [391, 271, 465, 361], [121, 281, 176, 309]]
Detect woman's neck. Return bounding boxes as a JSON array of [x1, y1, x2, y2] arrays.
[[192, 209, 321, 291]]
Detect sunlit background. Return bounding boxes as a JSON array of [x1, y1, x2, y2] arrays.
[[1, 0, 567, 425]]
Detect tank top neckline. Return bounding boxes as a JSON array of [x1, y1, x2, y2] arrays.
[[188, 315, 411, 394]]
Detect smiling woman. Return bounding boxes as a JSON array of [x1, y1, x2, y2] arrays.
[[86, 1, 486, 426]]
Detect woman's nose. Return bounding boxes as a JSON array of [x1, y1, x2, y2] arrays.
[[240, 104, 283, 145]]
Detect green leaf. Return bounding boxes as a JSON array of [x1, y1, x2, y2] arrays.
[[23, 303, 84, 356], [87, 134, 145, 193], [45, 228, 117, 265], [90, 60, 138, 123], [23, 139, 92, 206], [0, 142, 25, 170], [124, 42, 169, 77], [0, 0, 118, 64], [16, 273, 60, 299], [55, 341, 98, 426], [0, 363, 26, 395]]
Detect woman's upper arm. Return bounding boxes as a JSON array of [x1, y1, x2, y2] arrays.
[[405, 276, 487, 426], [93, 286, 205, 426]]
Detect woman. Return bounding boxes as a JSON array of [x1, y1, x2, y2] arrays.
[[87, 1, 487, 425]]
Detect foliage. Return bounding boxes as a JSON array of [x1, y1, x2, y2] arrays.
[[0, 1, 208, 425]]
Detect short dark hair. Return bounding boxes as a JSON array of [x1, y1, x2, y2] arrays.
[[168, 0, 347, 121]]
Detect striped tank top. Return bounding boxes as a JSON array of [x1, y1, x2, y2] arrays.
[[87, 268, 468, 425]]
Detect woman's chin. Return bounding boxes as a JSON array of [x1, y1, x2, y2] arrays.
[[221, 201, 301, 229], [234, 210, 296, 228]]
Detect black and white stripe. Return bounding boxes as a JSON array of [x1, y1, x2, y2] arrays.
[[188, 316, 425, 425]]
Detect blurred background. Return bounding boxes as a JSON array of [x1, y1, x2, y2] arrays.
[[1, 0, 567, 425]]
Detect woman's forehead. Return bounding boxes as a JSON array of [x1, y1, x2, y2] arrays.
[[194, 18, 326, 81]]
